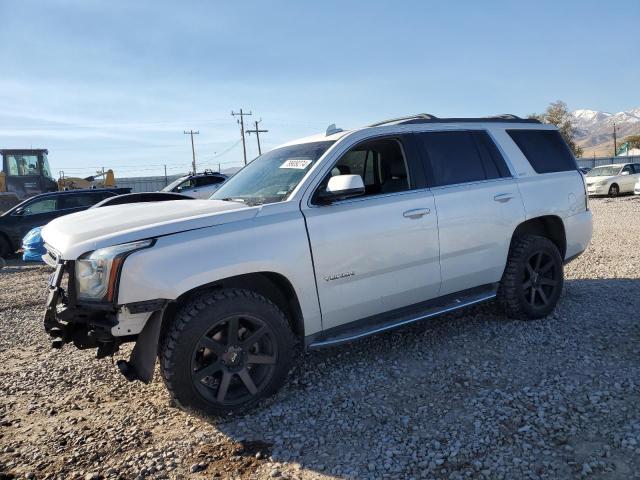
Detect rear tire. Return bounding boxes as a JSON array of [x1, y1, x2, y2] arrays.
[[160, 288, 294, 418], [498, 235, 564, 319], [608, 184, 619, 197]]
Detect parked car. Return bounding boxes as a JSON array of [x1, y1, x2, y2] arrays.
[[21, 192, 193, 262], [584, 163, 640, 197], [0, 187, 130, 257], [161, 171, 227, 199], [41, 114, 592, 417]]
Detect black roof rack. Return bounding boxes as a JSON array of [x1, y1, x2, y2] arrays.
[[369, 114, 540, 127]]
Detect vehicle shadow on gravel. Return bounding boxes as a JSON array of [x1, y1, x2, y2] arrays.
[[208, 277, 640, 479]]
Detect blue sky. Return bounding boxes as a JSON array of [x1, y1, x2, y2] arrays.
[[1, 0, 638, 177]]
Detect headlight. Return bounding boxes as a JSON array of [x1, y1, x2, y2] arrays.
[[75, 239, 154, 302]]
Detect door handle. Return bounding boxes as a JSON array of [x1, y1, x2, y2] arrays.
[[493, 193, 514, 203], [403, 208, 431, 219]]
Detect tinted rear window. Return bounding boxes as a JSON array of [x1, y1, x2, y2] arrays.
[[59, 194, 101, 209], [416, 131, 510, 187], [507, 129, 576, 174]]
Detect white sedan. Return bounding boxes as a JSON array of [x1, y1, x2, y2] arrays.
[[585, 163, 640, 197], [161, 172, 228, 199]]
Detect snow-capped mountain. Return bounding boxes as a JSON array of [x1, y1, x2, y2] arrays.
[[571, 107, 640, 155]]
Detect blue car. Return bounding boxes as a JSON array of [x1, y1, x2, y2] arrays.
[[22, 226, 46, 262]]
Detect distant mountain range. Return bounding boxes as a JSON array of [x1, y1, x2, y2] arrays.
[[571, 107, 640, 157]]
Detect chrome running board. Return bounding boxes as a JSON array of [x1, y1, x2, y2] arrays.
[[307, 284, 497, 349]]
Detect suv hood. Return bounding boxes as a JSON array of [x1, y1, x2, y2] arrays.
[[42, 199, 254, 259]]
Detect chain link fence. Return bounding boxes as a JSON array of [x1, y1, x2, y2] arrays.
[[576, 155, 640, 169], [115, 174, 185, 193]]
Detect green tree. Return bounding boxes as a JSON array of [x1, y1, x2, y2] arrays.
[[624, 134, 640, 150], [528, 100, 583, 157]]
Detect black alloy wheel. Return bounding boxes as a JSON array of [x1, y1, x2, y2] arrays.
[[191, 314, 278, 406], [522, 251, 559, 309], [161, 289, 294, 417], [498, 235, 564, 319]]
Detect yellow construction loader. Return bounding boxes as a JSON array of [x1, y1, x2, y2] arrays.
[[1, 148, 117, 211], [58, 169, 116, 190]]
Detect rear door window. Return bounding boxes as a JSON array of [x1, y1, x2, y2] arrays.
[[196, 176, 226, 187], [59, 194, 99, 210], [507, 129, 577, 173], [416, 131, 509, 187]]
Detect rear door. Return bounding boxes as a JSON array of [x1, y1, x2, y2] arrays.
[[58, 193, 103, 214], [301, 135, 441, 330], [415, 130, 525, 296]]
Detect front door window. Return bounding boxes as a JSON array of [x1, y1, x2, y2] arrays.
[[22, 198, 58, 215]]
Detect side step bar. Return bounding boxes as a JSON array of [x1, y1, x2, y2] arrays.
[[307, 284, 498, 349]]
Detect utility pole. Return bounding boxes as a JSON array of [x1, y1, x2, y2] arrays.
[[164, 165, 168, 187], [184, 130, 200, 173], [231, 109, 252, 165], [246, 119, 269, 156], [613, 123, 618, 157]]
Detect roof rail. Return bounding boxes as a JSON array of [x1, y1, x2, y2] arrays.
[[368, 114, 438, 127], [369, 113, 540, 127]]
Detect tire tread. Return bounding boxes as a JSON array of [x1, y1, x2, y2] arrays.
[[160, 288, 295, 417]]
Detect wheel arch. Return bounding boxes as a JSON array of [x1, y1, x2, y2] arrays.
[[510, 215, 567, 259], [161, 271, 305, 341]]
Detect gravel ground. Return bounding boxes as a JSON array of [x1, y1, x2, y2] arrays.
[[1, 197, 639, 480]]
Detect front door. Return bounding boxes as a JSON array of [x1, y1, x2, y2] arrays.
[[11, 197, 61, 244], [302, 136, 441, 330], [620, 164, 638, 193]]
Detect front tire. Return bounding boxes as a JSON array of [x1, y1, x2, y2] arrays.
[[608, 184, 620, 197], [498, 235, 564, 319], [0, 236, 11, 258], [160, 289, 294, 417]]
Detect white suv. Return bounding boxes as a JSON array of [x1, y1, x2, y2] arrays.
[[41, 114, 592, 417], [585, 163, 640, 197]]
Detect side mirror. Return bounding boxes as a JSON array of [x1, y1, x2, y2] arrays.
[[318, 174, 365, 204], [621, 171, 630, 176], [13, 207, 24, 216]]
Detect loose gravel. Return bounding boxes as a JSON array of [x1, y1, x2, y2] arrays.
[[1, 196, 639, 480]]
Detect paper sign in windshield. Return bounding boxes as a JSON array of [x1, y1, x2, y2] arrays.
[[280, 159, 312, 169]]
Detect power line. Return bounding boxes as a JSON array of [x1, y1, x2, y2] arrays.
[[231, 109, 252, 165], [246, 118, 268, 156], [184, 130, 199, 173]]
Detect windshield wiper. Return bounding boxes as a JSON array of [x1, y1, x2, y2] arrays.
[[220, 197, 246, 203]]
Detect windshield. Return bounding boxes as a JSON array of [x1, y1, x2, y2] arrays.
[[211, 141, 335, 206], [586, 166, 622, 177], [162, 176, 188, 192]]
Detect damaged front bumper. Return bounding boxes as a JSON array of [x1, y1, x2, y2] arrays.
[[44, 259, 166, 383]]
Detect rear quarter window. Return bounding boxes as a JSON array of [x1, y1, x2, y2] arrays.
[[507, 129, 577, 174]]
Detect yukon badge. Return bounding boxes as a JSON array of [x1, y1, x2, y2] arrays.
[[323, 271, 355, 282]]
